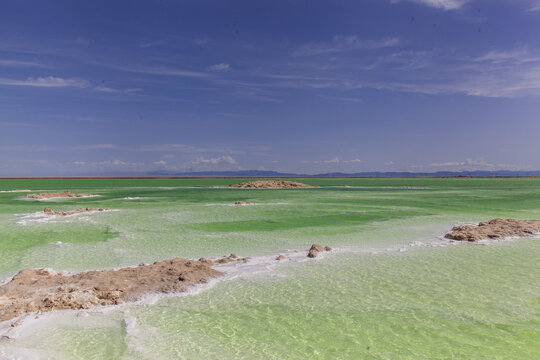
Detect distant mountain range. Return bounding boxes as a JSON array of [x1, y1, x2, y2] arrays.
[[147, 170, 540, 177]]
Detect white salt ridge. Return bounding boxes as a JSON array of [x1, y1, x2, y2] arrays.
[[205, 202, 292, 207], [134, 247, 340, 306], [122, 197, 143, 200], [15, 209, 117, 225], [0, 190, 31, 193], [22, 195, 100, 202]]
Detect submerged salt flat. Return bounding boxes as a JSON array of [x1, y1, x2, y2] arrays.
[[1, 178, 539, 359]]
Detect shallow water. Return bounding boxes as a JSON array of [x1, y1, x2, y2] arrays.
[[0, 178, 539, 359]]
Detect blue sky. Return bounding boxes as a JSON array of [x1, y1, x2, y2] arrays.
[[2, 0, 540, 175]]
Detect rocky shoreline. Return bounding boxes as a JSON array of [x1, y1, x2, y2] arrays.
[[25, 191, 93, 199], [444, 218, 540, 242], [228, 180, 316, 189]]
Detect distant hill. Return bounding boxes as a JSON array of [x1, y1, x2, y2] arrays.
[[147, 170, 540, 178]]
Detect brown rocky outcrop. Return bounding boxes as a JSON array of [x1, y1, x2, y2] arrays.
[[214, 254, 250, 264], [228, 180, 316, 189], [26, 191, 93, 199], [43, 207, 110, 216], [234, 201, 254, 205], [275, 255, 286, 261], [444, 218, 540, 242], [307, 244, 332, 258], [0, 258, 225, 322]]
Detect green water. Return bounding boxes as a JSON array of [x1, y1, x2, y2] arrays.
[[0, 178, 539, 359]]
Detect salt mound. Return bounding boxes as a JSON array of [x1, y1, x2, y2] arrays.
[[25, 190, 93, 199], [228, 180, 316, 189], [43, 207, 110, 216], [445, 218, 540, 242], [0, 258, 223, 322]]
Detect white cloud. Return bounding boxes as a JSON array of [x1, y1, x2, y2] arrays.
[[343, 159, 364, 163], [139, 144, 202, 152], [91, 159, 141, 167], [192, 156, 236, 165], [428, 158, 494, 167], [525, 0, 540, 11], [208, 63, 230, 71], [390, 0, 470, 10], [295, 36, 399, 56], [0, 76, 87, 88], [385, 161, 395, 165], [94, 86, 142, 94], [303, 158, 340, 163], [153, 160, 167, 166]]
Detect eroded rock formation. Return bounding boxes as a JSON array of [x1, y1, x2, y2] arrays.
[[307, 244, 332, 258], [445, 218, 540, 242], [0, 258, 223, 322]]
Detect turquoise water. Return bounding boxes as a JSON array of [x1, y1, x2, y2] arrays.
[[0, 178, 539, 359]]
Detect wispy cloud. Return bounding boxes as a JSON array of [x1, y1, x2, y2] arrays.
[[303, 158, 340, 164], [193, 38, 211, 46], [139, 144, 204, 153], [91, 159, 142, 167], [192, 156, 236, 165], [390, 0, 471, 10], [208, 63, 230, 71], [525, 0, 540, 11], [295, 36, 399, 56], [94, 86, 142, 94], [0, 59, 46, 68], [419, 158, 494, 168], [90, 61, 209, 78], [127, 66, 209, 78], [0, 76, 87, 88], [73, 144, 117, 150], [153, 160, 167, 166]]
